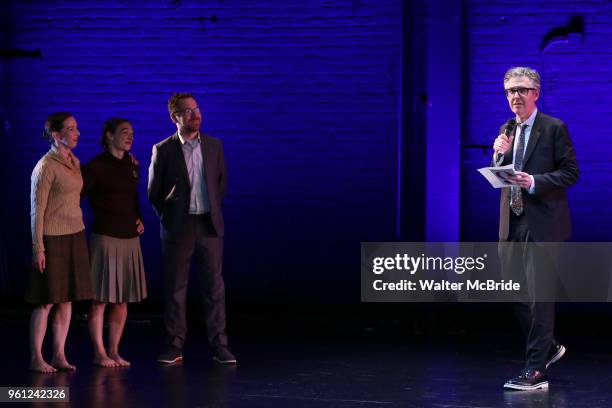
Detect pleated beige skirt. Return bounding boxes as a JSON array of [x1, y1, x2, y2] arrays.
[[89, 233, 147, 303]]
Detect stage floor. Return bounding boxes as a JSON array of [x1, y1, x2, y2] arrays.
[[0, 309, 611, 407]]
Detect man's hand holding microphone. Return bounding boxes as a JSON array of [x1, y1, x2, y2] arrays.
[[492, 119, 532, 190]]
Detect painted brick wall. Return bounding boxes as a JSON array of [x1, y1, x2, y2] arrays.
[[462, 1, 612, 241], [0, 0, 400, 301]]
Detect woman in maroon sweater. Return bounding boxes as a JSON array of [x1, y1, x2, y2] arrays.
[[82, 118, 147, 367]]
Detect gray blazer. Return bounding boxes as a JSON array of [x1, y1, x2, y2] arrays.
[[148, 132, 227, 240]]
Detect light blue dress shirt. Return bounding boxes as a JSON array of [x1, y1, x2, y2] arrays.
[[178, 132, 210, 214]]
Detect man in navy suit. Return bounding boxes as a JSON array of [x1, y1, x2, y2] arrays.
[[492, 67, 578, 390], [148, 93, 236, 365]]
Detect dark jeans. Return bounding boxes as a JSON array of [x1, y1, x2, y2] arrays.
[[499, 213, 559, 371], [162, 214, 228, 350]]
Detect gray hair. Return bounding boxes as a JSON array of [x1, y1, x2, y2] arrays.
[[503, 66, 541, 90]]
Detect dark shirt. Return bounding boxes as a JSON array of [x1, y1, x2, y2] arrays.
[[82, 151, 142, 239]]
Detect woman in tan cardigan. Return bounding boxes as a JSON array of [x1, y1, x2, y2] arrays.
[[27, 112, 93, 373]]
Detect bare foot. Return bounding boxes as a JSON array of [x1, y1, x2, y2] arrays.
[[109, 353, 130, 367], [29, 358, 58, 373], [51, 357, 76, 371], [93, 354, 118, 368]]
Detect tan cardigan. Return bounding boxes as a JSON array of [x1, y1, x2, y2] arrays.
[[30, 146, 85, 253]]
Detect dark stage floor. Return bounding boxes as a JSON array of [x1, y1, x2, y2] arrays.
[[1, 307, 611, 407]]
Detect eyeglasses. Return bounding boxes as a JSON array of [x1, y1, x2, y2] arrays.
[[504, 87, 536, 98], [174, 107, 201, 116]]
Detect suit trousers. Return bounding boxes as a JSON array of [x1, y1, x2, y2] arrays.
[[162, 214, 228, 350], [498, 213, 559, 371]]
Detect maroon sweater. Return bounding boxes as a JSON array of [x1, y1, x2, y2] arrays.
[[82, 152, 142, 239]]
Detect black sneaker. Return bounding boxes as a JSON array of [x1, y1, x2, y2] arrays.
[[546, 343, 566, 369], [157, 347, 183, 364], [503, 369, 548, 391], [213, 346, 237, 365]]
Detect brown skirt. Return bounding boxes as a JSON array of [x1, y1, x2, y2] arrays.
[[25, 230, 93, 304]]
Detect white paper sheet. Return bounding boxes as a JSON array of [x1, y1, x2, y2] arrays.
[[477, 164, 517, 188]]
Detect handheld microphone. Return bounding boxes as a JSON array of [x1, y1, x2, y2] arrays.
[[495, 118, 516, 158], [503, 118, 517, 137]]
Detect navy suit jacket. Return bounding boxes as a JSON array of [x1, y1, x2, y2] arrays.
[[494, 111, 579, 242], [148, 132, 227, 241]]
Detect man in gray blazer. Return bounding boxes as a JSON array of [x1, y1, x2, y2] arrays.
[[148, 93, 236, 365], [492, 67, 578, 391]]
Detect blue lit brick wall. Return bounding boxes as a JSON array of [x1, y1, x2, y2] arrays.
[[0, 1, 400, 300], [462, 1, 612, 241]]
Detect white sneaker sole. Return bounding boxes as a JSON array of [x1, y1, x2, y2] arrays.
[[157, 355, 183, 364], [503, 381, 549, 391], [546, 345, 566, 369], [213, 356, 237, 365]]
